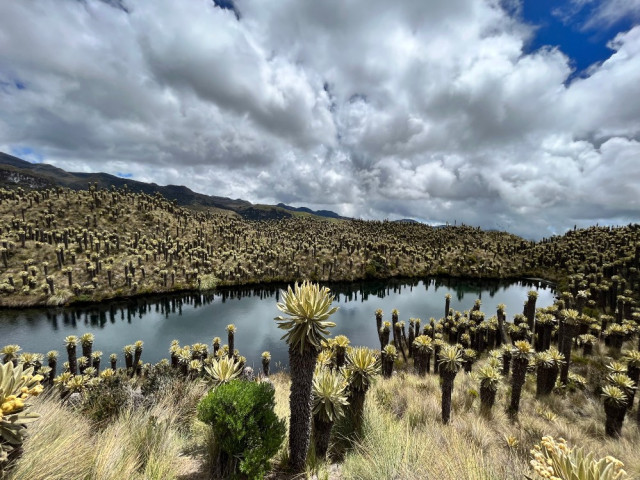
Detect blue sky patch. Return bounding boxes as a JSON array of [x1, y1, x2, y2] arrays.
[[11, 146, 43, 163], [521, 0, 638, 75], [213, 0, 240, 19], [116, 172, 133, 178]]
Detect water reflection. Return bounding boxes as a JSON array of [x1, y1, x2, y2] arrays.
[[0, 278, 554, 370]]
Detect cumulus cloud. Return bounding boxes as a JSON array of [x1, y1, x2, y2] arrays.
[[0, 0, 639, 238]]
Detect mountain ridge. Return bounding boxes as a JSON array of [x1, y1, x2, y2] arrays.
[[0, 152, 346, 221]]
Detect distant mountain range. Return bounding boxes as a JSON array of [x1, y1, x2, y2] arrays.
[[276, 203, 344, 219], [0, 152, 348, 221]]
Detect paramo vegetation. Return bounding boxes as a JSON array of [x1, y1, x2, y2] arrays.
[[1, 183, 639, 308], [2, 279, 640, 479], [2, 184, 640, 479]]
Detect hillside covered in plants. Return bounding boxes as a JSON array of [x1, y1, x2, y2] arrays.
[[0, 184, 639, 309]]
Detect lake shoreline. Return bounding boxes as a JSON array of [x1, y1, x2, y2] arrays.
[[0, 272, 558, 311], [0, 277, 557, 368]]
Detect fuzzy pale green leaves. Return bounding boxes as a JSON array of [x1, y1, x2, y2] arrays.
[[606, 361, 627, 375], [512, 340, 533, 360], [412, 335, 433, 353], [601, 385, 628, 408], [382, 344, 398, 359], [548, 347, 565, 364], [0, 345, 21, 362], [65, 375, 87, 393], [316, 350, 333, 369], [1, 362, 43, 463], [346, 347, 379, 392], [438, 345, 463, 373], [529, 436, 627, 480], [563, 309, 580, 325], [477, 365, 501, 390], [623, 350, 640, 368], [204, 357, 243, 387], [536, 349, 565, 368], [1, 362, 43, 407], [607, 373, 635, 393], [312, 368, 349, 423], [275, 281, 338, 354]]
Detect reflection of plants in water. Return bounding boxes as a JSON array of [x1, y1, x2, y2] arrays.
[[41, 278, 552, 327], [2, 276, 558, 374]]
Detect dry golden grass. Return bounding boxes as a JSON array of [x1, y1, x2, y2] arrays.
[[6, 360, 639, 480], [7, 380, 209, 480], [270, 371, 293, 425], [242, 364, 640, 479], [7, 393, 94, 480], [266, 372, 293, 471], [339, 364, 640, 480], [90, 419, 141, 480]]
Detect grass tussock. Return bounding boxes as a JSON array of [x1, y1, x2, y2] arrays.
[[6, 393, 94, 480], [8, 378, 209, 480], [339, 367, 640, 480], [89, 419, 141, 479], [264, 372, 292, 471], [341, 374, 527, 480]]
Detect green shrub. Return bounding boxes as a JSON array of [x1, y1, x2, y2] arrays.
[[140, 361, 180, 397], [364, 255, 388, 278], [79, 372, 129, 427], [197, 379, 285, 480]]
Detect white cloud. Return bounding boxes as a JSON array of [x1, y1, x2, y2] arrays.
[[553, 0, 640, 31], [582, 0, 640, 30], [0, 0, 639, 238]]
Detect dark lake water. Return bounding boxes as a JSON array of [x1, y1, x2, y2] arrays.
[[0, 278, 554, 371]]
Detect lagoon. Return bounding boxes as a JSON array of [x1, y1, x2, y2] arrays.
[[0, 277, 554, 371]]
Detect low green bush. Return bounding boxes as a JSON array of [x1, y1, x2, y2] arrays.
[[140, 361, 180, 397], [197, 379, 285, 480], [79, 372, 129, 427]]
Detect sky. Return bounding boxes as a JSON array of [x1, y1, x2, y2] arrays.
[[0, 0, 639, 239]]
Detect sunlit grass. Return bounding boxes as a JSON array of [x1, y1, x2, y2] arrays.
[[8, 379, 208, 480], [7, 393, 94, 480], [339, 364, 640, 480], [7, 354, 640, 480]]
